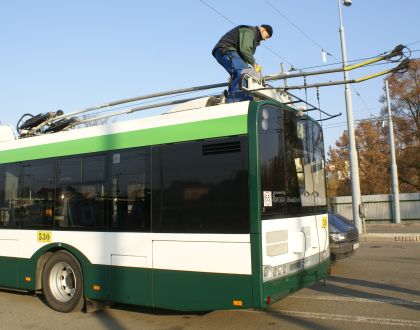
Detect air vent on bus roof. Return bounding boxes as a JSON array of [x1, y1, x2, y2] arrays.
[[202, 141, 241, 155]]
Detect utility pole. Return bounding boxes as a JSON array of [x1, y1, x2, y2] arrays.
[[337, 0, 363, 232], [385, 80, 401, 224]]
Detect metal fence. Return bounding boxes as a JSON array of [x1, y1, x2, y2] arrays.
[[333, 193, 420, 224]]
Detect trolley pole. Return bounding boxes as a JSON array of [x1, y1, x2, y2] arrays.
[[338, 0, 363, 233], [385, 80, 401, 224]]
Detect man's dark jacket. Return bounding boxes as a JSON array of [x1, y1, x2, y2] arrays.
[[212, 25, 262, 65]]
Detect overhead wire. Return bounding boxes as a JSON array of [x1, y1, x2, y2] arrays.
[[291, 51, 407, 72], [241, 45, 417, 74], [263, 1, 372, 111], [199, 0, 411, 87], [78, 46, 413, 129], [198, 0, 236, 25], [198, 0, 294, 66], [262, 4, 419, 116], [405, 40, 420, 47], [200, 0, 419, 70], [74, 7, 419, 130], [264, 0, 334, 57], [322, 115, 390, 130], [261, 1, 416, 115]]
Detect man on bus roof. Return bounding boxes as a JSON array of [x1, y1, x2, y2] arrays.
[[212, 24, 273, 103]]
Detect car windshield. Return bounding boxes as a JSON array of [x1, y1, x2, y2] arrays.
[[328, 213, 355, 232]]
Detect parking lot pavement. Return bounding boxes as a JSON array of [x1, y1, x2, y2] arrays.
[[266, 240, 420, 329], [1, 241, 420, 329]]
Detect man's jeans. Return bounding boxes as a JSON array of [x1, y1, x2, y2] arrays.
[[213, 49, 252, 103]]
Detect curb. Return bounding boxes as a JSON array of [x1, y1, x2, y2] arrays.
[[361, 233, 420, 242]]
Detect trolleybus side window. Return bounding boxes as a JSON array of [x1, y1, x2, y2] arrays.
[[0, 164, 20, 228], [152, 137, 249, 234], [19, 160, 55, 229], [56, 155, 107, 230], [109, 148, 151, 232]]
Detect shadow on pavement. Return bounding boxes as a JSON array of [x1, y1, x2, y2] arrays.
[[328, 275, 420, 297], [265, 308, 333, 330], [310, 276, 420, 312]]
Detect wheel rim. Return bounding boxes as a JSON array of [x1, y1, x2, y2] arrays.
[[49, 262, 77, 302]]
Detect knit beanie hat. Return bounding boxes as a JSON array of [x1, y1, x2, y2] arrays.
[[261, 24, 273, 37]]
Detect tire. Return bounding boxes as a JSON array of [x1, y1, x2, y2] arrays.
[[41, 251, 84, 313]]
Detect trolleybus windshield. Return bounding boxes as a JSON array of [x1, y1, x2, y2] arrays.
[[258, 104, 327, 218]]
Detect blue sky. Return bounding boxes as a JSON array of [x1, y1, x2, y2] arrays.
[[1, 0, 419, 150]]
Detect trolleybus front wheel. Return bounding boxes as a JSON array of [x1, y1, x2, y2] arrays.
[[41, 251, 84, 312]]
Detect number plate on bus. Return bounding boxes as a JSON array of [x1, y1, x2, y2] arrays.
[[321, 216, 328, 228], [37, 231, 52, 243]]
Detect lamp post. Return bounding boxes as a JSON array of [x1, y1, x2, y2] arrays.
[[385, 80, 401, 224], [337, 0, 363, 233]]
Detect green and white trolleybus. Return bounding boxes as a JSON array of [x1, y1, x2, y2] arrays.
[[0, 82, 330, 312]]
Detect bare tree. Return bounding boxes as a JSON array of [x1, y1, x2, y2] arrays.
[[327, 119, 392, 199]]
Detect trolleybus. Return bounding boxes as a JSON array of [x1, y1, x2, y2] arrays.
[[0, 92, 330, 312]]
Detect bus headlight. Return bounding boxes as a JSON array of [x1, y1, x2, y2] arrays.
[[263, 265, 288, 282], [263, 265, 272, 279]]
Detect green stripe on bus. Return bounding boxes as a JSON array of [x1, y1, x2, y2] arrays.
[[0, 115, 247, 163]]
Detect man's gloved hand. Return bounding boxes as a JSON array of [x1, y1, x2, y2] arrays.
[[253, 63, 262, 73]]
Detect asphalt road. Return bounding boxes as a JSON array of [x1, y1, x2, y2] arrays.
[[1, 241, 420, 330]]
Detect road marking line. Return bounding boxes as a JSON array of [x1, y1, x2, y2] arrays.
[[290, 295, 420, 306], [267, 310, 420, 328]]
